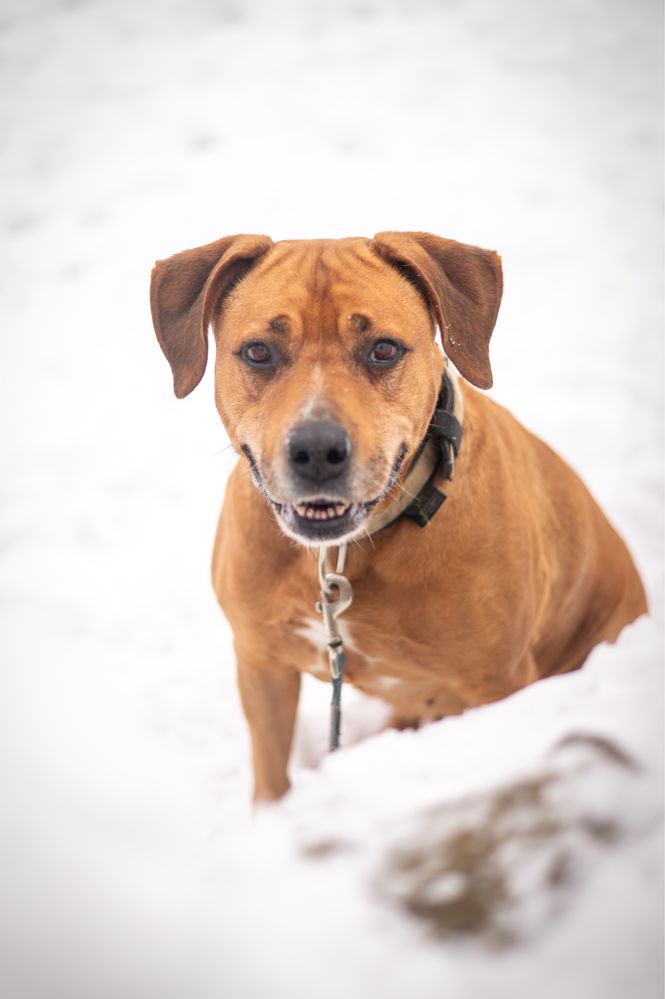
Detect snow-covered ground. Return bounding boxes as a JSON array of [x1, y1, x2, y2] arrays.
[[0, 1, 662, 997]]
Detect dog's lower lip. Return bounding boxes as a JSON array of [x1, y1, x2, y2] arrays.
[[276, 498, 371, 540]]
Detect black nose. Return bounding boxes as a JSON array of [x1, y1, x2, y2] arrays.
[[287, 420, 351, 484]]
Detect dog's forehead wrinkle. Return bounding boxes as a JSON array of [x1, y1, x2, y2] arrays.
[[231, 245, 426, 346], [260, 241, 388, 295], [269, 314, 289, 332], [349, 312, 371, 332]]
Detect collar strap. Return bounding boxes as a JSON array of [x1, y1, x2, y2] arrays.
[[366, 369, 464, 534]]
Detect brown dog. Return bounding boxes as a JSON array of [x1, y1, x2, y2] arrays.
[[150, 232, 647, 801]]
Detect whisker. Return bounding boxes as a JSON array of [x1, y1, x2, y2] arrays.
[[209, 442, 236, 459], [394, 480, 420, 502], [349, 533, 363, 553]]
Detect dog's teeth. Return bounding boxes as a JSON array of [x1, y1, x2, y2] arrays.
[[291, 500, 354, 521]]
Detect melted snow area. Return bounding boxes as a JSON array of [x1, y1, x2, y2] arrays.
[[0, 1, 662, 997]]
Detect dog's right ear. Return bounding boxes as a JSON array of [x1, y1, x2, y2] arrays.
[[150, 234, 273, 398]]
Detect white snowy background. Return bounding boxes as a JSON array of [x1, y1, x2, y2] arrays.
[[0, 1, 662, 997]]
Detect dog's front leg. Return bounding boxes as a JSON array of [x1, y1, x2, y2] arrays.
[[236, 653, 301, 802]]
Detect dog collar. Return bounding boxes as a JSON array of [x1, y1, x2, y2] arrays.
[[366, 368, 464, 534]]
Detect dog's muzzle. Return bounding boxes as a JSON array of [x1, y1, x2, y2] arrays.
[[242, 421, 408, 545], [280, 419, 367, 542]]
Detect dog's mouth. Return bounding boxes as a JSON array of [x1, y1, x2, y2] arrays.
[[276, 498, 374, 543], [241, 442, 408, 545]]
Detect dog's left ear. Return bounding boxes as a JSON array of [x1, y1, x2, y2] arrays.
[[150, 234, 273, 398], [371, 231, 503, 389]]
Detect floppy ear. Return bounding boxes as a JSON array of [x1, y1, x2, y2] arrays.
[[150, 234, 273, 398], [371, 231, 502, 389]]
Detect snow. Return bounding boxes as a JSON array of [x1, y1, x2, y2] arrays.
[[0, 1, 662, 997]]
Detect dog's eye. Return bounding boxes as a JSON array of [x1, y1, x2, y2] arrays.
[[368, 339, 403, 366], [241, 342, 273, 367]]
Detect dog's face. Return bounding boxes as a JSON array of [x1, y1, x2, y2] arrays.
[[213, 240, 444, 544], [151, 232, 502, 545]]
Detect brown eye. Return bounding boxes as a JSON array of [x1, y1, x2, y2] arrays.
[[368, 339, 404, 366], [241, 342, 273, 367]]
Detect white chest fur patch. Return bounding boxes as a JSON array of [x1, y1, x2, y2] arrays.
[[373, 676, 402, 690], [293, 617, 329, 677], [294, 614, 384, 679]]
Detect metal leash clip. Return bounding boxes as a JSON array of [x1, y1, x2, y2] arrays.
[[316, 543, 353, 751]]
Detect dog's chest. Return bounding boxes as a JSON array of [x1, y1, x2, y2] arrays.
[[292, 612, 460, 715], [294, 614, 390, 685]]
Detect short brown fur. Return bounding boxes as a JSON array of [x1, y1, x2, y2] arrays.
[[151, 232, 647, 801]]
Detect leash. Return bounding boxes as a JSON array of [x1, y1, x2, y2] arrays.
[[314, 368, 463, 752], [316, 543, 353, 751]]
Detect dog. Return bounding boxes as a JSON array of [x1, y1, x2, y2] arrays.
[[150, 231, 647, 801]]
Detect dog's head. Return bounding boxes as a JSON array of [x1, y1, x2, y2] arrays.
[[151, 232, 502, 545]]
